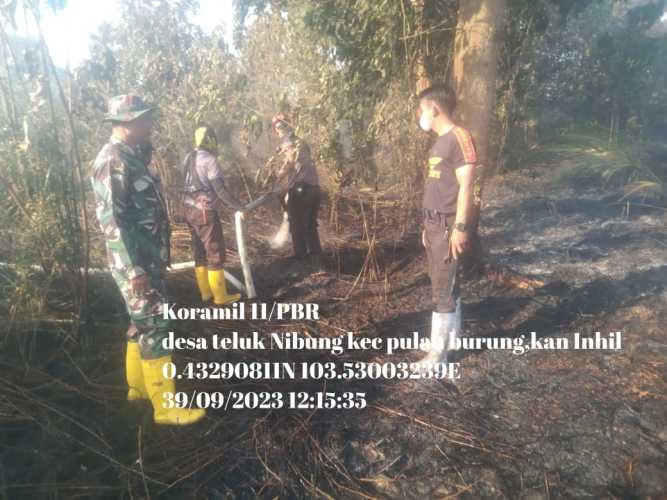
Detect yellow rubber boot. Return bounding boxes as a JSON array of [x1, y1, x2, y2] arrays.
[[208, 269, 241, 305], [141, 356, 206, 426], [195, 266, 213, 302], [126, 341, 147, 401]]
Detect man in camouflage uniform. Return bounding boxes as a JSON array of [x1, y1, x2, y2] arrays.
[[92, 95, 205, 426], [271, 112, 324, 271]]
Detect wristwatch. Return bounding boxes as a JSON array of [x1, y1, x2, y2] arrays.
[[454, 223, 467, 232]]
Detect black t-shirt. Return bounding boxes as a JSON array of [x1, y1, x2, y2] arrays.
[[422, 126, 477, 215]]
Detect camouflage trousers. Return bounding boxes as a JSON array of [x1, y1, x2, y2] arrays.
[[112, 269, 171, 359]]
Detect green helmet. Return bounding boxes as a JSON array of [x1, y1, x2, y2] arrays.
[[103, 94, 155, 123]]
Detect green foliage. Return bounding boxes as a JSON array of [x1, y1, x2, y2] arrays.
[[537, 125, 666, 195], [496, 0, 667, 171], [0, 107, 82, 318], [0, 0, 88, 320], [230, 0, 458, 193]]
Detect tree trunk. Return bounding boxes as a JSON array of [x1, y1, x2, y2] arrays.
[[451, 0, 542, 291], [409, 0, 430, 197], [452, 0, 505, 172], [410, 0, 430, 94], [451, 0, 504, 279]]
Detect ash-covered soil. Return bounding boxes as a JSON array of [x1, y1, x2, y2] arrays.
[[236, 169, 667, 499], [2, 166, 666, 499]]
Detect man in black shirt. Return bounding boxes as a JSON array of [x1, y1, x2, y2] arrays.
[[417, 84, 477, 370]]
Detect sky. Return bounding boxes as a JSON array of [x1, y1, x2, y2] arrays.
[[14, 0, 236, 68]]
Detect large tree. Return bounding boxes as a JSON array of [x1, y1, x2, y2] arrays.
[[451, 0, 507, 277], [452, 0, 507, 170]]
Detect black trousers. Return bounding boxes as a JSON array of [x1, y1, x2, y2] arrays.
[[424, 212, 460, 313], [286, 182, 322, 259]]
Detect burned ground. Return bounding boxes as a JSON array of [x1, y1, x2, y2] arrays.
[[1, 165, 666, 499]]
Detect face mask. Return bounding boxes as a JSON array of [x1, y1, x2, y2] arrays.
[[419, 110, 434, 132]]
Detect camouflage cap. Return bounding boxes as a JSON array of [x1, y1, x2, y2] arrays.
[[103, 94, 155, 123]]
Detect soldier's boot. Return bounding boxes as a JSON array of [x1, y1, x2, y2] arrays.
[[195, 266, 213, 302], [126, 341, 147, 401], [141, 356, 206, 426], [208, 269, 241, 305], [447, 298, 462, 351], [419, 311, 455, 374]]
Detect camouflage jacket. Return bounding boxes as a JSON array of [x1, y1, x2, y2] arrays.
[[91, 137, 170, 279], [276, 134, 319, 190]]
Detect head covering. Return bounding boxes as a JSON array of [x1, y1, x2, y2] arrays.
[[271, 112, 292, 133], [103, 94, 155, 123], [194, 125, 219, 155]]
